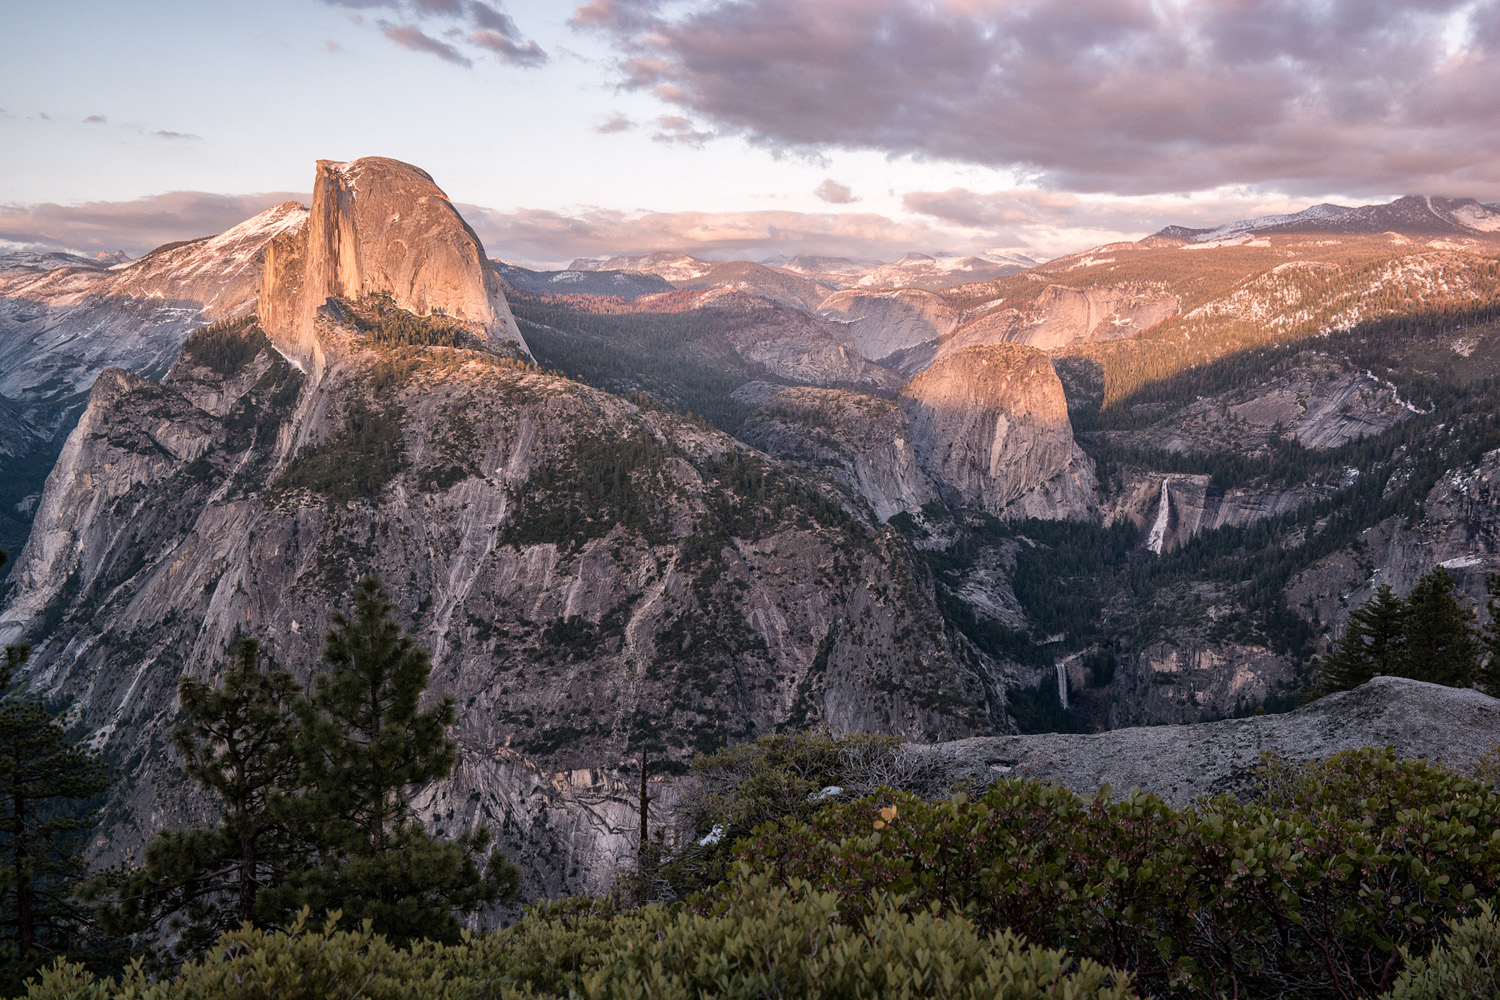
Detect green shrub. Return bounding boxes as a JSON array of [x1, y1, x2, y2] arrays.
[[726, 748, 1500, 999], [1385, 901, 1500, 999], [25, 882, 1139, 999]]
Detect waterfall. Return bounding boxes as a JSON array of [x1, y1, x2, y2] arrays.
[[1146, 476, 1171, 555], [1056, 662, 1069, 711]]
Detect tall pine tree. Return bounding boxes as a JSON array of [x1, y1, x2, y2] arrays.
[[1480, 573, 1500, 696], [1401, 567, 1478, 687], [1319, 584, 1408, 693], [0, 550, 111, 992], [280, 576, 517, 941], [94, 637, 306, 961]]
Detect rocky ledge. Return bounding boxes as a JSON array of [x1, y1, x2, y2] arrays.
[[907, 676, 1500, 805]]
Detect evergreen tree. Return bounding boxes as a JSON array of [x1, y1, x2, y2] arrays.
[[281, 576, 517, 942], [1320, 584, 1408, 693], [0, 571, 111, 991], [1402, 567, 1479, 687], [1479, 573, 1500, 696], [94, 637, 305, 961]]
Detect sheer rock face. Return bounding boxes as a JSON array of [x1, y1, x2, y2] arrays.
[[260, 157, 528, 376], [739, 388, 938, 522], [901, 345, 1095, 519], [819, 288, 960, 365], [909, 677, 1500, 806], [0, 323, 991, 896]]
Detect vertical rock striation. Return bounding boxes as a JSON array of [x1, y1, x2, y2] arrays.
[[260, 157, 528, 376]]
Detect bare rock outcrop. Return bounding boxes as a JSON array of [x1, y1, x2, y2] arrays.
[[907, 677, 1500, 805], [901, 344, 1096, 519], [1101, 362, 1414, 456], [675, 291, 902, 394], [260, 157, 528, 376], [1288, 444, 1500, 634]]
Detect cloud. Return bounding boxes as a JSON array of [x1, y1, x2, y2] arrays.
[[0, 192, 307, 257], [467, 29, 546, 65], [815, 179, 855, 204], [651, 115, 713, 146], [151, 130, 203, 141], [899, 185, 1344, 251], [382, 23, 473, 66], [83, 115, 107, 124], [574, 0, 1500, 199], [458, 202, 1001, 268], [596, 112, 633, 133], [318, 0, 545, 67]]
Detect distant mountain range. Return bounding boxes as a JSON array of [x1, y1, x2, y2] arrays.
[[1155, 195, 1500, 246], [554, 249, 1039, 293]]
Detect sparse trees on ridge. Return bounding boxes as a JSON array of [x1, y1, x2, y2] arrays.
[[0, 551, 111, 993]]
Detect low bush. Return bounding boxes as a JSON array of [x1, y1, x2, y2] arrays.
[[1385, 901, 1500, 999], [24, 880, 1139, 999], [722, 748, 1500, 999]]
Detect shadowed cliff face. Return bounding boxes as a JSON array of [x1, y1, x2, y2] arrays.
[[739, 387, 938, 522], [901, 345, 1096, 518], [260, 157, 528, 377]]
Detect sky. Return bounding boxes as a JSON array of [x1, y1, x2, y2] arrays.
[[4, 0, 1500, 267]]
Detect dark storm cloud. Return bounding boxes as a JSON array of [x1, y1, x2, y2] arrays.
[[573, 0, 1500, 198], [0, 192, 306, 256], [319, 0, 546, 66]]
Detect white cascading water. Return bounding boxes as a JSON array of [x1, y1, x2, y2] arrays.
[[1056, 661, 1069, 710], [1146, 477, 1172, 555]]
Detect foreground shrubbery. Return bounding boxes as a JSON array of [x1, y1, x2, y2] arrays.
[[25, 879, 1138, 1000], [715, 748, 1500, 999], [14, 728, 1500, 999], [1387, 901, 1500, 999]]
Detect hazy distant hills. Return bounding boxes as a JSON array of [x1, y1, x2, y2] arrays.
[[561, 248, 1038, 295]]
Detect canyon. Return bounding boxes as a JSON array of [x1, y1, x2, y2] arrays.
[[5, 163, 1500, 894]]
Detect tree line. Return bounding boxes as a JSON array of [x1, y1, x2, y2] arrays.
[[0, 557, 517, 991], [1317, 566, 1500, 697]]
